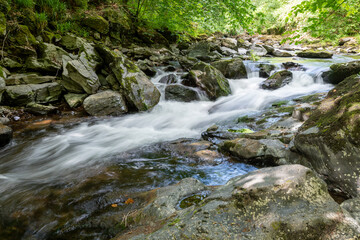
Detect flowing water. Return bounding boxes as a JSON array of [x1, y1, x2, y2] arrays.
[[0, 55, 357, 238]]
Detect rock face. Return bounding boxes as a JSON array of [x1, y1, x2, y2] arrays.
[[294, 74, 360, 197], [211, 58, 247, 79], [322, 61, 360, 84], [132, 165, 360, 239], [83, 90, 128, 116], [297, 50, 333, 58], [165, 85, 200, 102], [0, 124, 12, 147], [260, 70, 292, 90], [184, 62, 231, 100], [3, 83, 62, 106]]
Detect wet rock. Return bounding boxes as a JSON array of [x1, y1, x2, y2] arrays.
[[165, 85, 199, 102], [5, 74, 56, 85], [132, 165, 360, 240], [25, 102, 58, 115], [178, 56, 198, 70], [164, 66, 176, 72], [221, 138, 288, 166], [272, 49, 293, 57], [83, 90, 128, 116], [188, 41, 211, 61], [260, 70, 292, 90], [83, 15, 109, 34], [322, 60, 360, 84], [282, 62, 305, 71], [0, 124, 12, 147], [248, 44, 267, 56], [341, 198, 360, 223], [63, 58, 100, 94], [136, 60, 157, 77], [259, 63, 276, 78], [3, 83, 62, 106], [292, 103, 317, 122], [211, 58, 247, 79], [294, 74, 360, 197], [297, 50, 333, 58], [159, 74, 177, 84], [184, 62, 231, 100], [64, 93, 88, 108]]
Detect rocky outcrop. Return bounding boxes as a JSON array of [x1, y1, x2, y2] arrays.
[[165, 85, 200, 102], [83, 90, 128, 116], [211, 58, 247, 79], [131, 165, 360, 239], [322, 61, 360, 84], [294, 74, 360, 197], [260, 70, 292, 89], [183, 62, 231, 100], [297, 50, 333, 58]]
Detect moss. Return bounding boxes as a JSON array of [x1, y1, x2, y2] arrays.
[[228, 128, 254, 133], [83, 15, 109, 34], [10, 25, 37, 46], [256, 118, 267, 125], [168, 218, 180, 226], [237, 115, 255, 123], [277, 106, 295, 113], [294, 93, 324, 103], [272, 100, 288, 107]]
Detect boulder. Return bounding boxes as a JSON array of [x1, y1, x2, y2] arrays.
[[165, 85, 200, 102], [187, 41, 211, 61], [64, 93, 88, 108], [82, 15, 109, 34], [159, 74, 177, 84], [178, 56, 198, 70], [60, 33, 83, 51], [322, 61, 360, 84], [259, 63, 276, 78], [62, 58, 100, 94], [341, 198, 360, 223], [221, 38, 238, 50], [3, 83, 62, 106], [9, 25, 36, 47], [211, 58, 247, 79], [25, 102, 58, 115], [219, 46, 238, 56], [0, 124, 12, 147], [249, 44, 267, 56], [5, 74, 55, 85], [83, 90, 128, 116], [282, 62, 305, 71], [297, 50, 333, 58], [294, 74, 360, 197], [136, 60, 157, 77], [272, 50, 293, 57], [132, 165, 360, 239], [260, 70, 292, 90], [184, 62, 231, 100]]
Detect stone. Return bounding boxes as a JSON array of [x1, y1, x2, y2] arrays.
[[322, 61, 360, 84], [259, 63, 276, 78], [211, 58, 247, 79], [159, 74, 177, 84], [0, 124, 12, 147], [83, 90, 128, 116], [165, 85, 200, 102], [221, 38, 238, 50], [60, 33, 83, 51], [297, 50, 333, 58], [187, 41, 211, 61], [83, 15, 109, 34], [282, 62, 305, 71], [132, 165, 360, 240], [178, 56, 198, 71], [219, 46, 238, 56], [25, 102, 58, 115], [249, 44, 268, 56], [2, 58, 22, 69], [63, 58, 100, 94], [184, 62, 231, 100], [0, 117, 9, 125], [136, 60, 157, 77], [5, 74, 56, 85], [294, 74, 360, 197], [272, 49, 293, 57], [341, 198, 360, 223], [9, 25, 36, 46], [260, 70, 292, 90], [64, 93, 88, 108], [3, 83, 62, 106]]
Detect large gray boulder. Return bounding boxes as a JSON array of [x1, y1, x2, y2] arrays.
[[260, 70, 292, 90], [3, 83, 62, 106], [165, 85, 200, 102], [211, 58, 247, 79], [297, 50, 333, 59], [248, 44, 268, 56], [131, 165, 360, 239], [83, 90, 128, 116], [322, 61, 360, 84], [184, 62, 231, 100], [294, 74, 360, 197]]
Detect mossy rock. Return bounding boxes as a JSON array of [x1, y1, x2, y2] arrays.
[[322, 61, 360, 84], [296, 50, 333, 59], [0, 0, 10, 14], [9, 25, 37, 46], [83, 15, 109, 34], [211, 58, 247, 79], [295, 74, 360, 197], [260, 70, 292, 90]]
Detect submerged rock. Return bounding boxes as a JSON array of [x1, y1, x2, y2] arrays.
[[211, 58, 247, 79], [322, 60, 360, 84], [297, 50, 333, 58], [159, 74, 177, 84], [0, 124, 12, 147], [130, 165, 360, 239], [184, 62, 231, 100], [260, 70, 292, 90], [83, 90, 128, 116], [165, 85, 199, 102], [295, 74, 360, 197]]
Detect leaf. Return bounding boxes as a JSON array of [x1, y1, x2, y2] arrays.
[[125, 198, 135, 205]]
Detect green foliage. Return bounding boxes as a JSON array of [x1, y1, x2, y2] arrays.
[[13, 0, 34, 8], [35, 12, 47, 32], [250, 50, 260, 62], [56, 21, 72, 33]]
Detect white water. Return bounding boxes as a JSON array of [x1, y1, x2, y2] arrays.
[[0, 55, 355, 196]]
